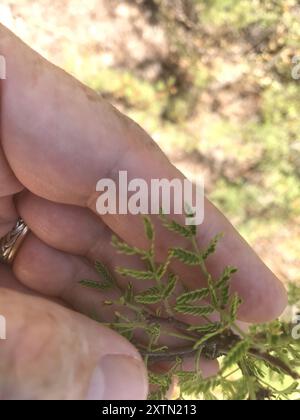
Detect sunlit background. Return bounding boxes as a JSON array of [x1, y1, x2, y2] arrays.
[[1, 0, 299, 288]]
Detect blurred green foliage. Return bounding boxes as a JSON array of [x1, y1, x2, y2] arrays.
[[63, 0, 299, 282]]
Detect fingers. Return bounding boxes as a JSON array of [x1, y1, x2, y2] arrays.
[[11, 233, 221, 377], [0, 81, 24, 233], [1, 24, 167, 206], [0, 263, 34, 294], [13, 233, 121, 319], [0, 138, 23, 199], [18, 192, 287, 322], [12, 232, 199, 344], [16, 192, 156, 294], [0, 99, 23, 236], [1, 24, 287, 322], [0, 195, 18, 237], [0, 284, 148, 400]]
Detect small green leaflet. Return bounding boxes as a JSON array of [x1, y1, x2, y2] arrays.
[[207, 274, 219, 308], [215, 267, 237, 309], [80, 261, 116, 290], [148, 372, 168, 386], [175, 304, 214, 317], [156, 259, 172, 280], [230, 293, 242, 321], [176, 288, 209, 304], [95, 261, 116, 287], [220, 285, 230, 308], [143, 216, 155, 241], [112, 235, 146, 256], [162, 273, 178, 299], [135, 274, 177, 304], [188, 322, 222, 334], [117, 267, 156, 280], [221, 340, 250, 373], [202, 233, 224, 260], [178, 372, 219, 395], [123, 282, 134, 304], [171, 247, 200, 265], [216, 266, 238, 289], [159, 213, 195, 238], [79, 279, 109, 290], [135, 286, 162, 304]]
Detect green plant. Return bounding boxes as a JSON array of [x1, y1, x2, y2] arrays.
[[80, 214, 300, 400]]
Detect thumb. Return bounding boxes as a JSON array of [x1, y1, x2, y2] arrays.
[[0, 287, 148, 400]]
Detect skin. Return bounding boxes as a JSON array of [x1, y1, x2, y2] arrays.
[[0, 24, 287, 400]]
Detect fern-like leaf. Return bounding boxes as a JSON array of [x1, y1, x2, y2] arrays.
[[171, 247, 200, 265], [79, 279, 110, 290], [143, 216, 154, 241], [216, 266, 237, 289], [202, 233, 224, 260], [123, 282, 134, 304], [176, 288, 209, 305], [221, 340, 250, 372], [117, 267, 156, 280], [207, 274, 219, 308], [188, 322, 221, 334], [112, 235, 147, 256], [160, 213, 195, 238], [95, 261, 116, 288], [175, 304, 214, 317], [163, 273, 178, 299], [230, 293, 242, 321], [135, 286, 162, 304]]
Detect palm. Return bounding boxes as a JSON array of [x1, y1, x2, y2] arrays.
[[0, 24, 287, 400]]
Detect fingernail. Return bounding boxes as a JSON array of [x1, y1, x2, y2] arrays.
[[86, 355, 148, 400]]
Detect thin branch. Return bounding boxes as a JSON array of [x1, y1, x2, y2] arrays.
[[249, 348, 300, 380]]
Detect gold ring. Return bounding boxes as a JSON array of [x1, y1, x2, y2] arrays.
[[0, 219, 29, 265]]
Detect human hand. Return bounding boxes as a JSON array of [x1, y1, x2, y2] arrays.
[[0, 24, 287, 400]]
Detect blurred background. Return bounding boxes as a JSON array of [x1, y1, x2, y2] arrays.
[[0, 0, 299, 289]]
